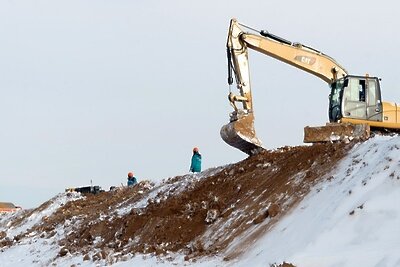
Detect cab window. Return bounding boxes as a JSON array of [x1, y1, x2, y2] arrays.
[[368, 79, 377, 105], [344, 78, 365, 102]]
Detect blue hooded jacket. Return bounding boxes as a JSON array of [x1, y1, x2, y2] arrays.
[[190, 151, 202, 173], [127, 176, 137, 186]]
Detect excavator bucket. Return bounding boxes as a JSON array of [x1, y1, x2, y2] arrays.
[[304, 123, 370, 143], [220, 113, 264, 155]]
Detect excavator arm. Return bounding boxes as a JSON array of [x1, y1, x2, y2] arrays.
[[221, 18, 348, 155]]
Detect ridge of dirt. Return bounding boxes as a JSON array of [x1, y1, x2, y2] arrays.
[[1, 142, 354, 264]]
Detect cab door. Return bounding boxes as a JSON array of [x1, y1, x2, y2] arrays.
[[366, 78, 383, 121], [342, 78, 367, 120]]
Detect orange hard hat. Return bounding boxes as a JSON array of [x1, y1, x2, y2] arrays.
[[128, 172, 134, 178], [193, 147, 199, 152]]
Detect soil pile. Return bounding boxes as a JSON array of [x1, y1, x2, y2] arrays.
[[0, 142, 353, 264]]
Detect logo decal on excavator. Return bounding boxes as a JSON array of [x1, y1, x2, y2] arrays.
[[294, 55, 316, 65]]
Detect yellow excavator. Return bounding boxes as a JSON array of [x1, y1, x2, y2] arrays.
[[221, 18, 400, 155]]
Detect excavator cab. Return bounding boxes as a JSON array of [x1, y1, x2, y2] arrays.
[[304, 75, 383, 144], [329, 75, 383, 123]]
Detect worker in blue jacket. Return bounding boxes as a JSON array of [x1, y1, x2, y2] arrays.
[[190, 147, 202, 173], [127, 171, 138, 186]]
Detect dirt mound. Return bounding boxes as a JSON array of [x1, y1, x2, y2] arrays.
[[5, 142, 353, 264]]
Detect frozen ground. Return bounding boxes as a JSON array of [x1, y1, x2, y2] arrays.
[[1, 136, 399, 267]]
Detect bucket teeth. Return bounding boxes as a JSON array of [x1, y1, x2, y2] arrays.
[[220, 113, 263, 155]]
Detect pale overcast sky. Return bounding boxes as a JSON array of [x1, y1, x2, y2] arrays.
[[1, 0, 400, 208]]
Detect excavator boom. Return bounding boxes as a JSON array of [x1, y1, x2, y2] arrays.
[[242, 30, 348, 84]]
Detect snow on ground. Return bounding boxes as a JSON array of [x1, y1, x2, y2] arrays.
[[53, 252, 224, 267], [3, 192, 82, 239], [235, 135, 400, 267], [1, 136, 400, 267], [1, 237, 60, 267]]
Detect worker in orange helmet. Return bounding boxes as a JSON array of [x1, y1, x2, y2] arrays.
[[127, 171, 137, 186], [189, 147, 202, 173]]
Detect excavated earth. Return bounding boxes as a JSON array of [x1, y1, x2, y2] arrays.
[[0, 142, 354, 265]]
